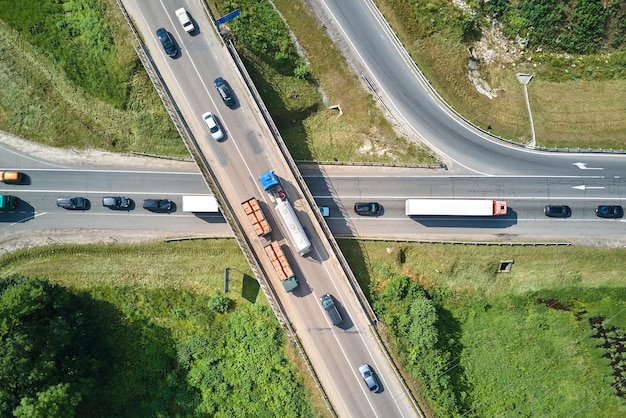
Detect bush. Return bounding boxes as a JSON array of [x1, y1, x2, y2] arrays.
[[373, 274, 461, 415], [208, 293, 231, 313]]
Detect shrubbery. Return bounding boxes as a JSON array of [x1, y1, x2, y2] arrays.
[[483, 0, 626, 54], [220, 0, 308, 78], [372, 274, 461, 416], [0, 272, 313, 417], [0, 275, 108, 417]]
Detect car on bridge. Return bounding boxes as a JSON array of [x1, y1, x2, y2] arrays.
[[358, 364, 380, 393], [202, 112, 224, 141], [214, 77, 235, 107], [175, 8, 195, 33], [156, 28, 177, 58]]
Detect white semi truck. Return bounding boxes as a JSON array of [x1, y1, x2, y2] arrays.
[[405, 199, 508, 216], [182, 195, 219, 213]]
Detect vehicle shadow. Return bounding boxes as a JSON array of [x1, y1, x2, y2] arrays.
[[191, 213, 227, 223], [187, 15, 200, 36], [410, 209, 518, 228], [0, 199, 35, 223], [334, 300, 357, 332]]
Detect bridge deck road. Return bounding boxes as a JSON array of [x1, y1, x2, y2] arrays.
[[120, 1, 418, 416]]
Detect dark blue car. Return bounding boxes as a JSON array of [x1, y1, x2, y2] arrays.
[[214, 77, 235, 107], [156, 28, 177, 58], [595, 205, 623, 219]]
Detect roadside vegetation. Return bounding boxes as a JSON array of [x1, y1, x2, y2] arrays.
[[0, 0, 434, 163], [0, 240, 324, 418], [376, 0, 626, 149], [1, 0, 624, 155], [4, 238, 626, 416], [340, 240, 626, 416], [212, 0, 435, 163], [0, 0, 186, 155]]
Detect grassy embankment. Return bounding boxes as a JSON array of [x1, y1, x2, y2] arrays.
[[3, 239, 626, 416], [0, 0, 435, 164], [376, 0, 626, 149], [210, 0, 436, 164], [341, 240, 626, 416], [0, 240, 328, 417], [0, 0, 186, 156]]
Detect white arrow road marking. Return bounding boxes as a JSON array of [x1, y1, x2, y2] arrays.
[[573, 185, 606, 191], [573, 162, 603, 170]]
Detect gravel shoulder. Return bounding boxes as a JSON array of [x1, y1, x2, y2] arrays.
[[0, 129, 196, 171]]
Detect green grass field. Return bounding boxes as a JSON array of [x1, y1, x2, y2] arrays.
[[0, 240, 328, 417], [0, 0, 186, 156], [340, 240, 626, 416], [4, 239, 626, 415]]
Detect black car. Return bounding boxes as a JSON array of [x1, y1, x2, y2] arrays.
[[143, 199, 173, 212], [595, 205, 624, 219], [156, 28, 177, 58], [213, 77, 235, 107], [57, 196, 87, 210], [544, 205, 571, 218], [320, 294, 343, 326], [354, 202, 382, 216], [102, 196, 131, 209]]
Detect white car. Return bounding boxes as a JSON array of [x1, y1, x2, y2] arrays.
[[202, 112, 224, 141], [175, 8, 195, 33]]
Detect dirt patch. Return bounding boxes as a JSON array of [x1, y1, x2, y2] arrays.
[[0, 229, 215, 255]]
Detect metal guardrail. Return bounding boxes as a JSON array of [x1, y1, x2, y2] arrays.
[[341, 237, 572, 246], [296, 160, 443, 169]]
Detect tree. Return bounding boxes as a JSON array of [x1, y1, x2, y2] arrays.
[[0, 276, 105, 416], [13, 383, 81, 418]]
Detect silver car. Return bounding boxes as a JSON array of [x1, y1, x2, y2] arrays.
[[202, 112, 224, 141], [358, 364, 380, 392]]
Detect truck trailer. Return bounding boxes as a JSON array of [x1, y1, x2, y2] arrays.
[[182, 195, 219, 213], [264, 242, 298, 292], [405, 199, 507, 216], [241, 197, 271, 236], [258, 171, 312, 255]]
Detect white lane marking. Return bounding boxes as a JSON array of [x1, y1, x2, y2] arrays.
[[573, 162, 603, 170], [572, 185, 606, 191]]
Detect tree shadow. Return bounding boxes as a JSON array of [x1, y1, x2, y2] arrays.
[[75, 291, 200, 417], [433, 301, 472, 411]]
